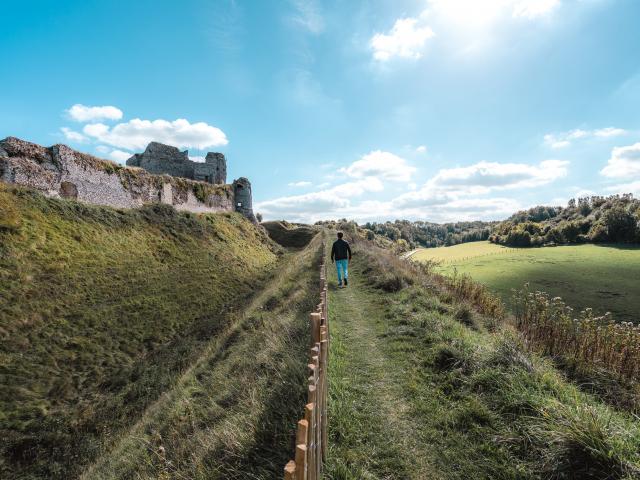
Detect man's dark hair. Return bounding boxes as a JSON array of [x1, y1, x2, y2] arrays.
[[337, 231, 343, 239]]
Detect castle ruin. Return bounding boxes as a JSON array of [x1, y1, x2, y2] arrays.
[[0, 137, 256, 222], [126, 142, 227, 185]]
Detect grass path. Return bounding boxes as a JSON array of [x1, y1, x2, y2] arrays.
[[325, 260, 438, 479]]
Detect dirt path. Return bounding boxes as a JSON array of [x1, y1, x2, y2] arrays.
[[325, 259, 438, 479]]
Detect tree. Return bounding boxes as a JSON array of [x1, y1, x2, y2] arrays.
[[603, 207, 638, 242]]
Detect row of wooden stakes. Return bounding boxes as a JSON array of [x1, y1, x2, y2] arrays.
[[284, 258, 329, 480]]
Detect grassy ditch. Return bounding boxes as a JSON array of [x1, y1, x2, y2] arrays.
[[82, 231, 325, 479], [325, 241, 640, 479], [0, 184, 278, 479]]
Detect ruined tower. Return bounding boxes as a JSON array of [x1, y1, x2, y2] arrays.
[[126, 142, 227, 185], [204, 152, 227, 184], [233, 177, 256, 223]]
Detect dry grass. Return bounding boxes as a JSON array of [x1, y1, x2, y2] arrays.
[[513, 288, 640, 394]]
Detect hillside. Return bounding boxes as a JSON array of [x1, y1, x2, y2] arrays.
[[0, 184, 282, 478], [491, 194, 640, 247], [261, 220, 319, 248], [325, 236, 640, 479]]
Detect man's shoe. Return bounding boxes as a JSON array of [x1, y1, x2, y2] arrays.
[[338, 281, 343, 288], [344, 277, 348, 286]]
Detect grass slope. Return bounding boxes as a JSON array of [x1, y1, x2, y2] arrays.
[[0, 185, 278, 479], [326, 242, 640, 479], [261, 220, 319, 248], [82, 232, 325, 479], [412, 241, 640, 322]]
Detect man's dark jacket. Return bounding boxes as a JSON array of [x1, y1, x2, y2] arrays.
[[331, 239, 352, 261]]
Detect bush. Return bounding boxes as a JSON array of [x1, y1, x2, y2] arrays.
[[603, 206, 638, 242]]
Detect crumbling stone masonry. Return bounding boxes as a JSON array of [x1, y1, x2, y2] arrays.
[[0, 137, 255, 221], [126, 142, 227, 184]]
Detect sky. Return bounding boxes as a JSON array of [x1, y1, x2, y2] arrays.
[[2, 0, 640, 223]]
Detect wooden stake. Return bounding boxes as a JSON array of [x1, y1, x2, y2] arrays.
[[284, 460, 296, 480], [296, 419, 309, 446], [305, 403, 316, 480], [320, 336, 328, 462], [295, 444, 307, 480], [310, 313, 321, 345]]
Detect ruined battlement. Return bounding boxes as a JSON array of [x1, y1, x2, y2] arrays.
[[126, 142, 227, 185], [0, 137, 255, 221]]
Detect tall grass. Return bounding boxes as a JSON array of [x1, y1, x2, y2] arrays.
[[512, 288, 640, 384], [327, 238, 640, 479], [443, 271, 505, 320]]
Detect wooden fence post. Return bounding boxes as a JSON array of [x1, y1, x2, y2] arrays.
[[295, 444, 307, 480], [311, 351, 321, 479], [320, 327, 328, 462], [284, 246, 331, 479], [305, 401, 316, 480], [310, 313, 321, 346], [285, 460, 296, 480]]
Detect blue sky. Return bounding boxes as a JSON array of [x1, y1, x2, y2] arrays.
[[2, 0, 640, 223]]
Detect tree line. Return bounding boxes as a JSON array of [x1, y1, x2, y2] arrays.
[[490, 194, 640, 247]]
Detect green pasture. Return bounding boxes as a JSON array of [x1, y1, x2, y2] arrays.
[[412, 241, 640, 323]]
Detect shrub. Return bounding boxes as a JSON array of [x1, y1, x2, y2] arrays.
[[603, 206, 638, 242]]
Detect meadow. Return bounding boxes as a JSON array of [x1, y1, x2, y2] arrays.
[[411, 241, 640, 323]]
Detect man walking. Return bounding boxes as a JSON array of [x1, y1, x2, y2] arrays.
[[331, 232, 352, 288]]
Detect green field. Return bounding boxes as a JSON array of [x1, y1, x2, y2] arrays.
[[411, 241, 640, 323]]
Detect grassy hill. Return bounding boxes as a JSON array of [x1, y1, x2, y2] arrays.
[[491, 194, 640, 247], [261, 220, 318, 248], [0, 184, 282, 478], [411, 241, 640, 323], [325, 238, 640, 479]]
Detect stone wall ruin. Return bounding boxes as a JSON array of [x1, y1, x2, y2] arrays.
[[0, 137, 255, 221]]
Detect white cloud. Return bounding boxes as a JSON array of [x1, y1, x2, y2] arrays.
[[340, 150, 416, 182], [428, 159, 568, 193], [544, 127, 628, 149], [66, 104, 123, 122], [288, 0, 324, 33], [605, 180, 640, 196], [82, 118, 228, 151], [601, 142, 640, 178], [573, 188, 597, 198], [257, 154, 560, 223], [95, 145, 110, 154], [288, 181, 312, 187], [189, 156, 206, 163], [108, 150, 132, 164], [593, 127, 628, 138], [416, 145, 427, 153], [61, 127, 87, 143], [511, 0, 560, 19], [256, 177, 384, 221], [370, 18, 435, 61], [428, 0, 559, 28]]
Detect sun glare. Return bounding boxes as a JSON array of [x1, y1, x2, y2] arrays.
[[430, 0, 507, 28]]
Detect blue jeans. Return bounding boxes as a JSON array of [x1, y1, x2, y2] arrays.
[[336, 259, 349, 284]]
